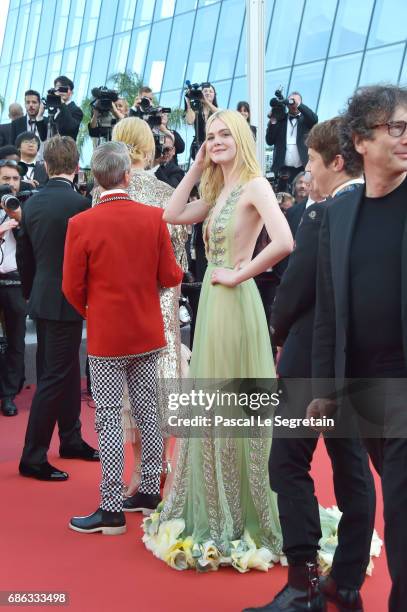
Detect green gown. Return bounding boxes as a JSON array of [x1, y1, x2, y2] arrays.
[[142, 184, 283, 571], [142, 184, 376, 573]]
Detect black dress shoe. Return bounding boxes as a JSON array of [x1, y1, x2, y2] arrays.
[[19, 461, 68, 481], [69, 508, 126, 535], [242, 563, 326, 612], [1, 398, 18, 416], [123, 491, 161, 515], [60, 441, 99, 461], [319, 575, 363, 611]]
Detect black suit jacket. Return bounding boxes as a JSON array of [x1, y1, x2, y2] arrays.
[[0, 122, 11, 146], [265, 104, 318, 173], [273, 199, 307, 280], [16, 178, 89, 321], [54, 101, 83, 141], [271, 202, 327, 377], [311, 185, 398, 395], [10, 116, 47, 146], [155, 160, 185, 188]]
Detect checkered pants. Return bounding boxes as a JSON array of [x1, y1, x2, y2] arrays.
[[89, 352, 163, 512]]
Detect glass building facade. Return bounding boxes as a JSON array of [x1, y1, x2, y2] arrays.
[[0, 0, 406, 161]]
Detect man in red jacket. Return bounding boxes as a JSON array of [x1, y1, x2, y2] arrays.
[[62, 141, 183, 535]]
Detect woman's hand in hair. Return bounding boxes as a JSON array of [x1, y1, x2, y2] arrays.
[[191, 142, 206, 176]]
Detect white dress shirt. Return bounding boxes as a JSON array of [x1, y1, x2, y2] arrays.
[[284, 114, 303, 168]]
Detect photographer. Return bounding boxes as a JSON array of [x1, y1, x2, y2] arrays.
[[47, 76, 83, 141], [185, 82, 218, 159], [154, 134, 185, 188], [266, 90, 317, 191], [88, 87, 126, 143], [129, 86, 154, 117], [10, 90, 47, 148], [0, 159, 26, 417], [0, 145, 42, 193], [159, 111, 185, 161], [15, 132, 48, 187]]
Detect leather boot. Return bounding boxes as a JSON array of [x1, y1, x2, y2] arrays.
[[242, 562, 326, 611], [319, 575, 363, 611]]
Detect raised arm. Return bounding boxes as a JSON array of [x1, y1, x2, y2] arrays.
[[162, 144, 210, 225]]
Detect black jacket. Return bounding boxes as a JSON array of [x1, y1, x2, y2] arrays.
[[54, 102, 83, 141], [271, 202, 327, 377], [16, 178, 89, 321], [155, 160, 185, 189], [10, 116, 47, 146], [273, 199, 307, 281], [265, 104, 318, 173], [0, 122, 11, 146], [22, 161, 48, 187], [311, 185, 392, 395]]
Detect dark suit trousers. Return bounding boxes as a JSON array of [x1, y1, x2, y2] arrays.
[[269, 379, 375, 589], [347, 349, 407, 612], [0, 284, 26, 398], [21, 318, 83, 465]]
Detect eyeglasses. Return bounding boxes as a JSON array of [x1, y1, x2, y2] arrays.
[[0, 160, 18, 167], [370, 120, 407, 137]]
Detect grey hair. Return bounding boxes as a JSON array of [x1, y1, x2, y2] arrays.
[[91, 141, 131, 190]]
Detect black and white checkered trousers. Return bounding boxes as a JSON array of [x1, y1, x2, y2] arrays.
[[89, 351, 163, 512]]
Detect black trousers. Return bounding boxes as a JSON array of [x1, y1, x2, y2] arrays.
[[0, 284, 26, 399], [347, 349, 407, 612], [21, 318, 83, 466], [269, 379, 375, 590]]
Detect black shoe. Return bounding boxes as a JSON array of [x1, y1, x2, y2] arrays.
[[60, 441, 99, 461], [69, 508, 126, 535], [319, 575, 363, 611], [1, 398, 18, 416], [123, 491, 161, 515], [242, 563, 326, 611], [19, 461, 68, 481]]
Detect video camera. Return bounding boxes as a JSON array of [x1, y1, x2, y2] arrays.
[[0, 184, 37, 212], [269, 88, 296, 121], [134, 98, 172, 158], [91, 86, 119, 114], [42, 86, 69, 113], [184, 81, 211, 112]]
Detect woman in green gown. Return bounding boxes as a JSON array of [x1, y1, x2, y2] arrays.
[[142, 109, 294, 571]]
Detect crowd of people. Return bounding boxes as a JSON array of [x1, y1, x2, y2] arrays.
[[0, 76, 406, 612]]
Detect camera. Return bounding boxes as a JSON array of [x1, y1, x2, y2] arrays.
[[42, 86, 69, 112], [91, 86, 119, 114], [269, 88, 296, 121], [0, 184, 37, 211], [185, 81, 210, 112]]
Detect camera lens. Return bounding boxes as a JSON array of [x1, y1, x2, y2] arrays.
[[1, 193, 20, 212]]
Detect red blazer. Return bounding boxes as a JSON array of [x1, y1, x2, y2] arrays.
[[62, 194, 183, 357]]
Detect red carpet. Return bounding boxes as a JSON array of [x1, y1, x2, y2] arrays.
[[0, 384, 390, 612]]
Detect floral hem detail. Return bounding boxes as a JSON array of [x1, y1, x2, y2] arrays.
[[142, 505, 285, 573], [318, 505, 383, 576], [142, 504, 383, 575]]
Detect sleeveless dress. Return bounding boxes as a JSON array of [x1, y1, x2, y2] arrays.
[[142, 184, 284, 571]]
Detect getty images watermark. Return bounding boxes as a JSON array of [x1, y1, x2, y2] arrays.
[[165, 387, 335, 432]]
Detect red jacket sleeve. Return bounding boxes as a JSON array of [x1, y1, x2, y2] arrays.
[[157, 218, 183, 288], [62, 218, 88, 319]]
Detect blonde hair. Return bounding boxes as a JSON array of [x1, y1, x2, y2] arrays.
[[112, 117, 155, 165], [200, 109, 260, 206], [117, 97, 129, 114]]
